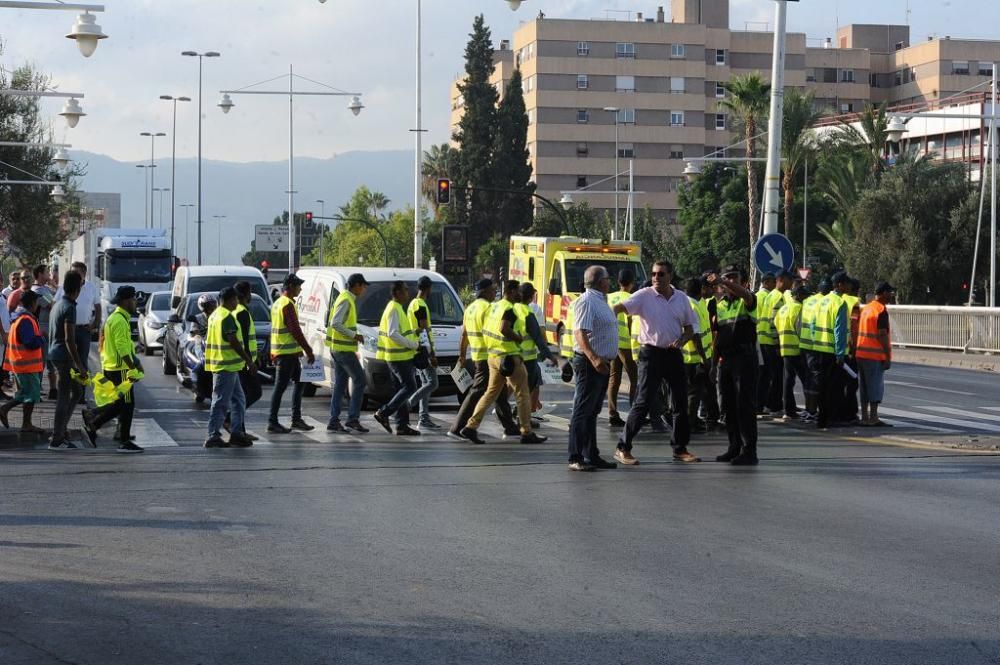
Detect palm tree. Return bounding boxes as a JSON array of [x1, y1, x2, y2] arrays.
[[781, 89, 822, 243], [834, 102, 892, 183], [422, 143, 458, 215], [364, 191, 391, 220], [719, 73, 771, 275]]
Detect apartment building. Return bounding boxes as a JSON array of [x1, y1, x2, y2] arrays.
[[449, 0, 1000, 222]]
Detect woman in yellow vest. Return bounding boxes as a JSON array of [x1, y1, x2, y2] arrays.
[[372, 280, 421, 436], [268, 274, 315, 434], [205, 287, 255, 448], [325, 273, 370, 433]]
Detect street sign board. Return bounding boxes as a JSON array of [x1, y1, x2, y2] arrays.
[[753, 233, 795, 275], [256, 225, 288, 252]]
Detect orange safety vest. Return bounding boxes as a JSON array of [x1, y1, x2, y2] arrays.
[[855, 301, 890, 361], [4, 313, 44, 374]]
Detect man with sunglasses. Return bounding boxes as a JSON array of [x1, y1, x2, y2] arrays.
[[611, 260, 701, 465]]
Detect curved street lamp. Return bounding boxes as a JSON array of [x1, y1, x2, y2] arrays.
[[683, 161, 701, 182], [559, 193, 574, 209], [52, 148, 71, 170], [65, 11, 107, 57], [58, 97, 85, 128]]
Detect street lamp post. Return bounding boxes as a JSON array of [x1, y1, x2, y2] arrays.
[[212, 215, 226, 263], [140, 131, 166, 230], [218, 67, 363, 271], [181, 50, 221, 265], [0, 2, 108, 57], [179, 203, 195, 261], [153, 188, 170, 230], [160, 95, 191, 255], [603, 107, 620, 239], [135, 164, 154, 227]]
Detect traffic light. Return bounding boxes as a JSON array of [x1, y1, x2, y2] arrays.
[[305, 211, 313, 222], [437, 178, 451, 205], [260, 259, 269, 280]]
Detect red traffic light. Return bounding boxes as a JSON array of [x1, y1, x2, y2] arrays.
[[305, 211, 313, 222], [261, 259, 270, 269], [436, 178, 451, 204]]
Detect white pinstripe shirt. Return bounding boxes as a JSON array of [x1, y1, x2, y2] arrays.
[[572, 289, 619, 360]]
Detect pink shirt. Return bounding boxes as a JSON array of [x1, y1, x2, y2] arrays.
[[623, 286, 700, 348]]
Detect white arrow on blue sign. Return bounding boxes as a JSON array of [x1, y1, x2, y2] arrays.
[[753, 233, 795, 275]]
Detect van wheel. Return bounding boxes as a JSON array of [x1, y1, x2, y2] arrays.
[[302, 383, 317, 398]]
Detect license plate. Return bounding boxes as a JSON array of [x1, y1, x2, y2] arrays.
[[436, 365, 451, 376]]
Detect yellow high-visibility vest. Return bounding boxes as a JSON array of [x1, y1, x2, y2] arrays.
[[559, 302, 575, 359], [205, 306, 245, 373], [270, 294, 302, 357], [682, 298, 713, 364], [463, 299, 491, 362], [607, 289, 631, 351], [485, 299, 521, 357], [513, 303, 538, 361], [775, 301, 803, 358], [756, 289, 781, 346], [325, 290, 358, 353], [233, 303, 257, 355], [630, 312, 641, 355], [799, 294, 821, 352], [813, 292, 844, 355], [376, 300, 416, 362]]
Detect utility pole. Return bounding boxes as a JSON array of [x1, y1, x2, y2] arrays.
[[762, 0, 792, 236]]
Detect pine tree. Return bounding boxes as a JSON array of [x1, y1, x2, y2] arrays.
[[453, 14, 499, 247], [492, 68, 535, 239]]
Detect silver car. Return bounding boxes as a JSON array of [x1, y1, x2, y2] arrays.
[[137, 291, 172, 355]]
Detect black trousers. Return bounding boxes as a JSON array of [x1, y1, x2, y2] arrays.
[[806, 351, 841, 428], [451, 359, 515, 434], [782, 355, 810, 415], [756, 344, 783, 412], [719, 351, 758, 456], [840, 357, 859, 421], [90, 369, 135, 440], [685, 362, 716, 424], [619, 346, 689, 453], [269, 355, 303, 424]]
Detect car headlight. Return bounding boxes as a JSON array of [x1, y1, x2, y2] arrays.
[[148, 320, 166, 330]]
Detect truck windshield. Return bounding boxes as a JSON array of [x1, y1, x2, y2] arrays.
[[354, 281, 465, 327], [564, 260, 647, 293], [105, 252, 172, 283]]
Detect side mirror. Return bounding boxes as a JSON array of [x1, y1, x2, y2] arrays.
[[168, 314, 182, 324], [548, 277, 562, 296]]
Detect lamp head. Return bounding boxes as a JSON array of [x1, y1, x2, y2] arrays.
[[507, 0, 523, 10], [52, 149, 71, 171], [51, 184, 67, 203], [559, 193, 574, 209], [218, 93, 234, 114], [59, 98, 85, 128], [348, 96, 364, 116], [886, 116, 907, 144], [66, 12, 107, 58], [683, 162, 701, 182]]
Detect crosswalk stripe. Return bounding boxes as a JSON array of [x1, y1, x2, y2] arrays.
[[921, 406, 1000, 423], [877, 418, 959, 434], [299, 415, 365, 443], [129, 418, 180, 447], [878, 407, 1000, 433], [884, 380, 975, 396], [243, 431, 273, 446], [982, 407, 1000, 412]]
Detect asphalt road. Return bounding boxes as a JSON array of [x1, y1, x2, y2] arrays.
[[0, 356, 997, 664]]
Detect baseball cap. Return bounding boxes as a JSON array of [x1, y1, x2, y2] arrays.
[[283, 273, 305, 288], [874, 282, 896, 295], [347, 273, 369, 288], [475, 278, 494, 293], [111, 286, 136, 303], [831, 271, 850, 284]]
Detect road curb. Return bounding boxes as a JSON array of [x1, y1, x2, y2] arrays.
[[893, 349, 1000, 373]]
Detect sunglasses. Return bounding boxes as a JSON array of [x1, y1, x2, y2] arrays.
[[651, 271, 670, 277]]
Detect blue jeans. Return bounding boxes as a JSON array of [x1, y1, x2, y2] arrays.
[[378, 360, 417, 427], [569, 353, 610, 463], [208, 370, 245, 439], [408, 365, 439, 421], [329, 351, 366, 424]]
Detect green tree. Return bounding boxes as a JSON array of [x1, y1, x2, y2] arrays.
[[781, 89, 822, 247], [491, 68, 534, 238], [672, 164, 750, 277], [453, 14, 499, 247], [719, 73, 771, 280], [474, 233, 507, 278], [833, 102, 893, 183]]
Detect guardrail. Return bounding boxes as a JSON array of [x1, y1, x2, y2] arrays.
[[890, 306, 1000, 353]]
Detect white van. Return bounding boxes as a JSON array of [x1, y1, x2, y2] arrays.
[[171, 265, 271, 310], [294, 267, 466, 403]]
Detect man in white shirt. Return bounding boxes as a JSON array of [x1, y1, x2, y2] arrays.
[[55, 262, 100, 401]]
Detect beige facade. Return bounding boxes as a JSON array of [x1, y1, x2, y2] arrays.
[[449, 1, 1000, 221]]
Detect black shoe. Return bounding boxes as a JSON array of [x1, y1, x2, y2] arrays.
[[48, 440, 78, 451], [588, 456, 617, 470], [503, 427, 521, 437], [267, 422, 292, 434], [345, 420, 369, 433], [520, 432, 547, 444], [373, 411, 392, 433], [459, 427, 485, 445], [327, 422, 348, 433], [730, 454, 759, 466], [716, 450, 739, 463], [608, 414, 627, 428], [228, 432, 254, 448], [204, 437, 230, 448], [116, 441, 145, 454], [82, 424, 97, 448], [290, 419, 315, 432], [395, 425, 421, 436]]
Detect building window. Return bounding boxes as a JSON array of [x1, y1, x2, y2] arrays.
[[577, 109, 589, 123], [869, 73, 878, 87], [617, 108, 636, 124], [576, 176, 588, 188], [666, 177, 680, 192], [527, 109, 535, 126], [840, 102, 854, 113], [577, 41, 590, 56], [616, 42, 636, 59], [523, 75, 535, 93], [618, 143, 635, 159], [670, 111, 685, 127], [670, 77, 685, 94], [716, 49, 726, 65], [577, 74, 589, 90], [806, 69, 817, 83], [671, 44, 685, 58], [576, 142, 589, 157], [952, 60, 970, 75], [715, 113, 726, 130], [669, 146, 684, 159], [715, 82, 726, 98], [616, 75, 635, 92], [981, 63, 994, 76], [894, 70, 903, 86], [840, 69, 855, 83]]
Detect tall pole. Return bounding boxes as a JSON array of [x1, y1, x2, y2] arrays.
[[142, 166, 149, 228], [991, 63, 997, 307], [170, 101, 178, 253], [627, 159, 634, 240], [149, 135, 156, 229], [413, 0, 424, 269], [197, 56, 204, 264], [762, 0, 788, 236], [288, 64, 295, 272], [803, 155, 809, 267]]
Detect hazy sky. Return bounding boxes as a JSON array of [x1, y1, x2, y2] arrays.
[[3, 0, 996, 163]]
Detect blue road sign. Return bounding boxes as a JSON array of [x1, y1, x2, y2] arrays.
[[754, 233, 795, 275]]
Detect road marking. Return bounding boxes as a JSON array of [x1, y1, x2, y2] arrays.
[[877, 418, 959, 434], [539, 414, 570, 431], [243, 431, 273, 446], [129, 418, 179, 447], [922, 406, 1000, 423], [982, 407, 1000, 412], [878, 407, 1000, 433], [298, 415, 365, 443], [884, 381, 975, 396]]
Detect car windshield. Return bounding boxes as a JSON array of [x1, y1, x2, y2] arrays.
[[354, 281, 464, 327], [188, 276, 268, 302], [184, 293, 269, 322], [104, 251, 173, 283], [150, 293, 171, 311], [564, 260, 647, 293]]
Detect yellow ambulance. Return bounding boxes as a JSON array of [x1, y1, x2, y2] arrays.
[[508, 235, 645, 345]]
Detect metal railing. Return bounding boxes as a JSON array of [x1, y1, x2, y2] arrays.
[[890, 306, 1000, 353]]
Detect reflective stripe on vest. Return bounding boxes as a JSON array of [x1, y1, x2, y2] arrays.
[[513, 303, 538, 361], [464, 299, 491, 362], [100, 308, 135, 371], [270, 295, 303, 356], [630, 313, 641, 355], [485, 299, 521, 357], [325, 291, 358, 353], [756, 289, 781, 346], [4, 314, 43, 373], [607, 289, 631, 350], [682, 298, 712, 364], [205, 306, 245, 373], [376, 300, 416, 362], [775, 302, 803, 357], [813, 293, 844, 355], [233, 303, 258, 355], [799, 295, 821, 352], [856, 300, 890, 361]]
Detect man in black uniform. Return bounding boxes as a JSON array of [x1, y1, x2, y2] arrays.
[[709, 265, 759, 466]]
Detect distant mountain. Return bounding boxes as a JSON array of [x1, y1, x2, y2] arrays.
[[75, 150, 414, 264]]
